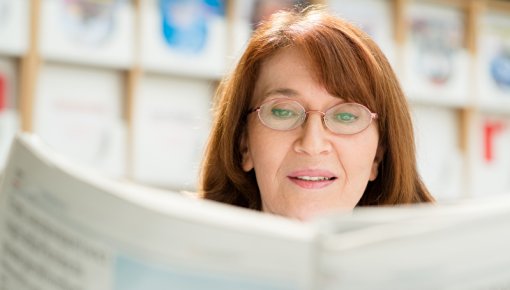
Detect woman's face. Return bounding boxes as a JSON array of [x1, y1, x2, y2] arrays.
[[241, 47, 381, 221]]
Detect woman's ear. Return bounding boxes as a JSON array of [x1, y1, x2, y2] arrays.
[[369, 145, 385, 181], [240, 132, 254, 172]]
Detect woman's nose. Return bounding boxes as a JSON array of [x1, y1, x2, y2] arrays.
[[293, 113, 333, 155]]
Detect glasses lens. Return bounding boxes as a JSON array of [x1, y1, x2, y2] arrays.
[[325, 103, 373, 134], [258, 99, 304, 131]]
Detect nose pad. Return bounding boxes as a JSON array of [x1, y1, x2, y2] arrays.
[[295, 111, 332, 155], [302, 111, 327, 131]]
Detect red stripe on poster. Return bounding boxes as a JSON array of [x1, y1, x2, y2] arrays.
[[484, 121, 505, 162], [0, 74, 6, 111]]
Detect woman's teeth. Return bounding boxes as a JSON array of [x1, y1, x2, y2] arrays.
[[295, 176, 333, 181]]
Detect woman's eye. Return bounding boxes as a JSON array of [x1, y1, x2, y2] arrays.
[[271, 108, 296, 119], [335, 112, 358, 123]]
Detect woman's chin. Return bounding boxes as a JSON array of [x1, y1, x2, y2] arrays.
[[278, 208, 329, 222], [283, 206, 354, 221]]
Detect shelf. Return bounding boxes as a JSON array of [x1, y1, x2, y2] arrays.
[[475, 100, 510, 115], [3, 0, 510, 196], [406, 93, 470, 109]]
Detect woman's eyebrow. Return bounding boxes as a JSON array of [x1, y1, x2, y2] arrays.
[[264, 88, 346, 103], [263, 88, 299, 98]]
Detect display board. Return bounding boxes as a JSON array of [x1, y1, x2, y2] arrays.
[[0, 0, 29, 55], [0, 57, 20, 170], [402, 1, 469, 106], [326, 0, 396, 67], [2, 0, 510, 197], [230, 0, 312, 63], [141, 0, 227, 78], [470, 113, 510, 196], [33, 63, 126, 177], [39, 0, 134, 68], [412, 104, 463, 200], [477, 10, 510, 109], [132, 74, 212, 190]]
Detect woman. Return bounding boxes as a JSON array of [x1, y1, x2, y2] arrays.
[[200, 6, 434, 220]]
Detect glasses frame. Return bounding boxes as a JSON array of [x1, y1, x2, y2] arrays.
[[248, 98, 378, 135]]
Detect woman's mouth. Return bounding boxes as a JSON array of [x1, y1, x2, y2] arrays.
[[288, 171, 337, 189]]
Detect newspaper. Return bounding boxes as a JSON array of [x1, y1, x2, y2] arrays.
[[315, 203, 510, 290], [1, 133, 510, 290], [0, 134, 316, 290]]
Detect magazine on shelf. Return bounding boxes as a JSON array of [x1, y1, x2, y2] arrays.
[[1, 133, 510, 290]]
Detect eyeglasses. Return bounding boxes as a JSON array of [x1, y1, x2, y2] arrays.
[[248, 98, 378, 135]]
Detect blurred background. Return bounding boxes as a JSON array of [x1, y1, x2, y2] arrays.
[[0, 0, 509, 202]]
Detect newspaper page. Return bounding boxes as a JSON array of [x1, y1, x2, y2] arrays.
[[315, 201, 510, 290], [0, 134, 317, 290]]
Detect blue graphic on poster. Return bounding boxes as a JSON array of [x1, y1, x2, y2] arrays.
[[114, 254, 292, 290], [159, 0, 225, 54], [490, 47, 510, 92], [412, 19, 460, 85], [60, 0, 118, 46]]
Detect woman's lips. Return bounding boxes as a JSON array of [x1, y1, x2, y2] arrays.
[[287, 170, 337, 189]]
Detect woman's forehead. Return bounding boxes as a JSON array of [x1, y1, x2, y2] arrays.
[[251, 47, 371, 106]]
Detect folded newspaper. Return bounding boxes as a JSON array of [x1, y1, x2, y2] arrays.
[[1, 133, 510, 290]]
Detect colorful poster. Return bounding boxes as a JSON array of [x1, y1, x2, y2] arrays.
[[410, 16, 460, 85], [40, 0, 133, 68], [478, 12, 510, 102], [0, 57, 17, 111], [490, 47, 510, 92], [411, 105, 464, 201], [133, 75, 212, 191], [250, 0, 309, 29], [231, 0, 310, 63], [33, 64, 126, 177], [141, 0, 226, 77], [0, 0, 29, 55], [402, 3, 468, 104], [0, 0, 10, 27], [59, 0, 118, 46], [159, 0, 224, 54], [470, 115, 510, 197], [0, 72, 6, 112], [326, 0, 395, 66], [0, 57, 20, 170]]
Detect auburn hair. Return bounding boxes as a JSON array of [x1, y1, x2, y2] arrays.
[[200, 6, 434, 210]]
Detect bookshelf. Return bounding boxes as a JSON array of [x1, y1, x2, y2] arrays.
[[1, 0, 509, 200]]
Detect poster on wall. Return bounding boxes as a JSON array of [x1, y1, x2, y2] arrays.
[[478, 11, 510, 106], [33, 64, 126, 177], [230, 0, 311, 64], [0, 0, 29, 55], [40, 0, 134, 68], [132, 75, 212, 191], [141, 0, 227, 78], [411, 105, 464, 201], [326, 0, 396, 68], [0, 57, 20, 170], [402, 2, 468, 105], [470, 114, 510, 197]]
